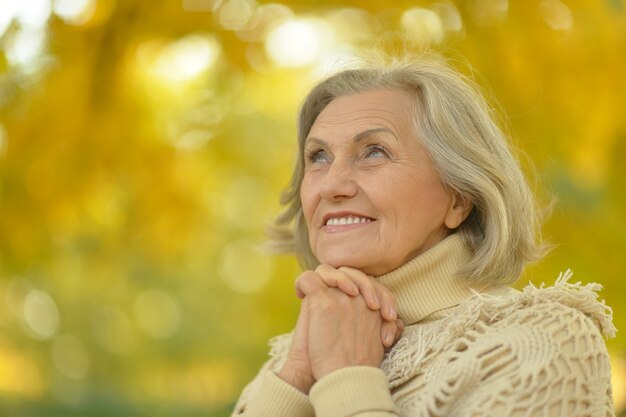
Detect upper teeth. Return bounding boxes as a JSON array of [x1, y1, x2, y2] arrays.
[[326, 216, 372, 226]]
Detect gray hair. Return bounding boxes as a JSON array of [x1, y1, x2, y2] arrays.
[[267, 53, 548, 285]]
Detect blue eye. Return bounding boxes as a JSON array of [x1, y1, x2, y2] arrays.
[[306, 149, 330, 164], [365, 145, 389, 159]]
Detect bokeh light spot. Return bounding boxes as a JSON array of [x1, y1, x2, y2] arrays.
[[326, 8, 378, 44], [218, 240, 271, 293], [401, 8, 445, 44], [5, 27, 47, 68], [468, 0, 508, 26], [23, 289, 60, 340], [218, 0, 255, 30], [538, 0, 573, 32], [183, 0, 220, 12], [0, 2, 17, 37], [152, 34, 221, 83], [236, 3, 293, 43], [51, 334, 90, 379], [432, 2, 463, 33], [133, 290, 182, 339], [171, 129, 215, 151], [265, 18, 334, 68], [52, 0, 97, 26], [312, 47, 359, 79], [10, 0, 52, 29]]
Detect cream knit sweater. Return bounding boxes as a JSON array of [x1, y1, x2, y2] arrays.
[[232, 235, 616, 417]]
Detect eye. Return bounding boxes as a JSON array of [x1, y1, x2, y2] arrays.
[[364, 145, 389, 159], [305, 149, 330, 164]]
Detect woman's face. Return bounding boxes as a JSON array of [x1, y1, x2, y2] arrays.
[[300, 89, 466, 276]]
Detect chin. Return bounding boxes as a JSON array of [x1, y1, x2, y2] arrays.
[[317, 252, 382, 275], [318, 251, 363, 268]]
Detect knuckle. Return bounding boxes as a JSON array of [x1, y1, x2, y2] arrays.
[[294, 275, 304, 287], [296, 271, 326, 296], [297, 270, 314, 283], [335, 270, 351, 283], [339, 266, 364, 281], [315, 264, 341, 285]]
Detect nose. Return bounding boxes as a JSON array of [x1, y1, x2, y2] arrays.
[[318, 160, 358, 202]]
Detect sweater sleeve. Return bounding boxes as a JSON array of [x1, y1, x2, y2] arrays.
[[234, 364, 399, 417], [309, 366, 398, 417], [232, 371, 314, 417], [231, 333, 314, 417]]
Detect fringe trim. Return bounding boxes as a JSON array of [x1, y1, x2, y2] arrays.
[[530, 269, 616, 338], [474, 269, 616, 339], [268, 332, 293, 359], [382, 270, 616, 386]]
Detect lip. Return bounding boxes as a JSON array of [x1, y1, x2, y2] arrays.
[[321, 211, 376, 228]]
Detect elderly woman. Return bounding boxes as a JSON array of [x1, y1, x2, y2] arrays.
[[232, 55, 616, 417]]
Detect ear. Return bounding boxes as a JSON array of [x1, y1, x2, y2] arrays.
[[444, 193, 473, 230]]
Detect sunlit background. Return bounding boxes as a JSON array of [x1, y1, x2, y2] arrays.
[[0, 0, 624, 416]]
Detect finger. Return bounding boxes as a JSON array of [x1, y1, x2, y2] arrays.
[[376, 287, 397, 322], [393, 319, 404, 345], [380, 320, 398, 348], [314, 264, 359, 296], [337, 267, 381, 310], [295, 271, 328, 298], [340, 266, 399, 318]]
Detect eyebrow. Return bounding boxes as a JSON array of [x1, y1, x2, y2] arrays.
[[353, 127, 397, 142], [305, 127, 398, 146]]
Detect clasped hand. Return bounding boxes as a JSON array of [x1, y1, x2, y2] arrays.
[[278, 264, 404, 393]]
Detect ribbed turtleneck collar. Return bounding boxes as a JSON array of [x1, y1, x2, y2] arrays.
[[375, 234, 488, 326]]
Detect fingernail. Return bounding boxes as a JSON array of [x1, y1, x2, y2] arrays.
[[387, 305, 397, 320], [384, 331, 393, 346]]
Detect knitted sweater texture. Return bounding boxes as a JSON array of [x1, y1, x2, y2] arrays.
[[232, 235, 616, 417]]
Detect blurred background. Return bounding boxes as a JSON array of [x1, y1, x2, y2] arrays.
[[0, 0, 624, 416]]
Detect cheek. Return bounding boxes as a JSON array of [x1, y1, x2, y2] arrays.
[[397, 179, 450, 222], [420, 192, 452, 228]]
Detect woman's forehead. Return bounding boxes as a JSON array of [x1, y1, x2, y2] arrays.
[[309, 90, 415, 139]]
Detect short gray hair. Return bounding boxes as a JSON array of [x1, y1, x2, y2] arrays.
[[267, 53, 548, 285]]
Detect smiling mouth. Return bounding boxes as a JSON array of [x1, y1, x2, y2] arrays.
[[325, 215, 374, 226]]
